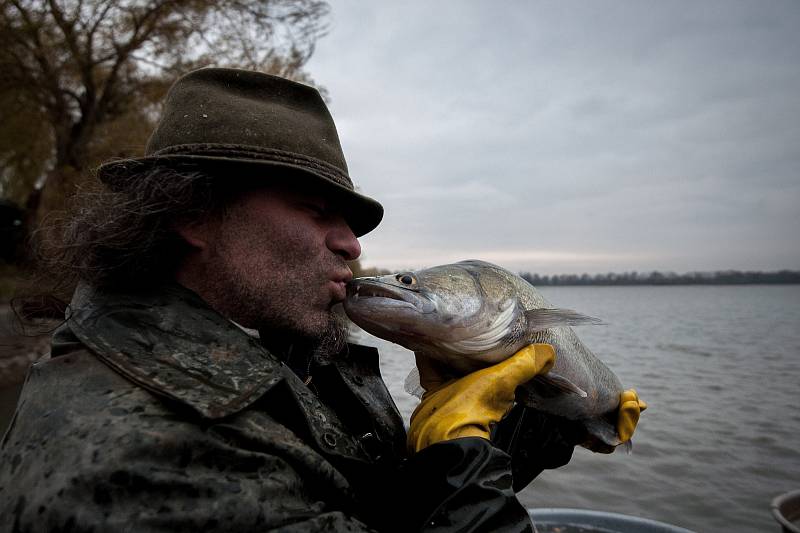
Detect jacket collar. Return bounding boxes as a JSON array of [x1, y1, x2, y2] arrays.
[[67, 281, 285, 419]]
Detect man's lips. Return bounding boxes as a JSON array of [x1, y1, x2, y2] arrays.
[[329, 280, 347, 302], [329, 270, 352, 303]]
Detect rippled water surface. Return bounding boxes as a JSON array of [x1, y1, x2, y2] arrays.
[[352, 285, 800, 533]]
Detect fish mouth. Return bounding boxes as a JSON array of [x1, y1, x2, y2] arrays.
[[345, 279, 434, 313]]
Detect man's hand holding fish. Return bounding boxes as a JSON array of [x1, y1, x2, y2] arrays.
[[408, 344, 557, 452]]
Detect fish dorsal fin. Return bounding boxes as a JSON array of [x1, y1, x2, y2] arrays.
[[524, 308, 604, 332], [404, 366, 425, 399], [435, 299, 517, 355]]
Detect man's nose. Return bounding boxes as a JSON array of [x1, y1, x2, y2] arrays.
[[327, 218, 361, 261]]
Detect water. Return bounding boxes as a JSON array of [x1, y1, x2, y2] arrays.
[[351, 285, 800, 533]]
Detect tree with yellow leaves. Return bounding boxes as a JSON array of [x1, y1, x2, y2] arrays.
[[0, 0, 329, 221]]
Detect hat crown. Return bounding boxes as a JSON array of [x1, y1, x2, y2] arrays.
[[146, 68, 349, 181]]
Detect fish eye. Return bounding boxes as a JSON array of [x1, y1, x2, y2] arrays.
[[396, 273, 416, 286]]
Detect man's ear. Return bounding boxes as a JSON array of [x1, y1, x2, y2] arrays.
[[174, 219, 216, 255]]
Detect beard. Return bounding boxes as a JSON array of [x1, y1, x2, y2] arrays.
[[257, 308, 350, 361], [198, 241, 350, 361], [310, 309, 350, 358]]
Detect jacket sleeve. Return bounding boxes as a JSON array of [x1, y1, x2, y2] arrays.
[[398, 437, 534, 532], [0, 352, 378, 533], [396, 407, 585, 531]]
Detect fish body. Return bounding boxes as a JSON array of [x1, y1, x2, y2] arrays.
[[344, 259, 626, 447]]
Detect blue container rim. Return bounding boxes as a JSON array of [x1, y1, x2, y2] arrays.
[[771, 490, 800, 533]]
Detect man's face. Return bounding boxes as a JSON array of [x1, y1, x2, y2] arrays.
[[195, 183, 361, 346]]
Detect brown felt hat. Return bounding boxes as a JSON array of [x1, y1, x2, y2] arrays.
[[97, 67, 383, 236]]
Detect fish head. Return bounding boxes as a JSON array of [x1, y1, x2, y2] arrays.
[[343, 270, 436, 349], [344, 260, 527, 366]]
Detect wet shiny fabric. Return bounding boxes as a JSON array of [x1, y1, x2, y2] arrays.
[[0, 282, 576, 532]]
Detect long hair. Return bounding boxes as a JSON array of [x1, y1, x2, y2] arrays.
[[36, 163, 236, 298]]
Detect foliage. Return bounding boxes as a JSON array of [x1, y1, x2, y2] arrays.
[[0, 0, 330, 216]]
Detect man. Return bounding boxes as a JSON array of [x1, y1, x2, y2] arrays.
[[0, 68, 644, 531]]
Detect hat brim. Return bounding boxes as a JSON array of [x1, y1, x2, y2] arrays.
[[97, 155, 384, 237]]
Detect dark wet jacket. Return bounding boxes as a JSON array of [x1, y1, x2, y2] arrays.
[[0, 283, 580, 532]]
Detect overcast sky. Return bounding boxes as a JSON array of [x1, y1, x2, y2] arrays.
[[305, 1, 800, 275]]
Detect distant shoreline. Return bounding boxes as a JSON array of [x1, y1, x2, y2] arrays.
[[520, 270, 800, 286]]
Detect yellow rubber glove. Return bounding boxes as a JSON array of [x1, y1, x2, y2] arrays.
[[617, 388, 647, 442], [408, 344, 556, 453]]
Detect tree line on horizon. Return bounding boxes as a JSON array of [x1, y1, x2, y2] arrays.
[[519, 270, 800, 286]]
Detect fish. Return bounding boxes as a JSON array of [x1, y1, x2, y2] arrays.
[[343, 259, 629, 449]]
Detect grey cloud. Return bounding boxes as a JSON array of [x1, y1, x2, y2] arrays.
[[310, 0, 800, 274]]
